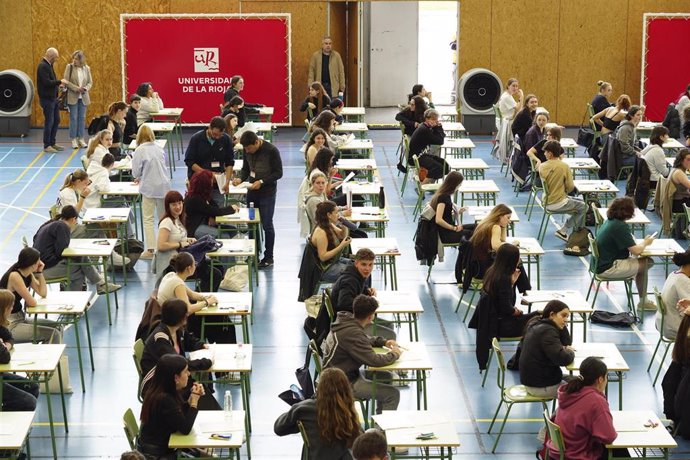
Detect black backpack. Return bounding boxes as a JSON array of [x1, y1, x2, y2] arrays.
[[87, 115, 109, 136]]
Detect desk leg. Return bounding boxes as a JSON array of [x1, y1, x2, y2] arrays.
[[84, 309, 94, 371], [391, 256, 398, 290], [413, 314, 419, 341], [73, 317, 86, 393], [536, 255, 541, 290], [56, 364, 68, 432], [200, 317, 207, 342], [102, 257, 113, 325], [43, 373, 58, 460], [242, 317, 250, 344], [617, 371, 623, 410]]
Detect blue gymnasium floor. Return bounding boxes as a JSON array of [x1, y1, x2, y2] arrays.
[[0, 124, 688, 459]]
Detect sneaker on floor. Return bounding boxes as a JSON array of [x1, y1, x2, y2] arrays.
[[555, 229, 568, 242], [392, 447, 409, 455], [51, 144, 65, 151], [258, 257, 274, 268], [638, 299, 657, 311], [44, 146, 58, 153], [71, 138, 79, 149], [397, 163, 408, 174], [139, 250, 155, 260], [78, 138, 87, 148], [111, 252, 131, 266], [97, 282, 122, 295]]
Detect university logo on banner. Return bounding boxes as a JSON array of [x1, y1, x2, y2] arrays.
[[194, 48, 219, 73]]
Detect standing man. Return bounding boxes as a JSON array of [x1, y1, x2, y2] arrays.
[[37, 47, 68, 153], [308, 36, 345, 100], [184, 116, 234, 206], [234, 131, 283, 268]]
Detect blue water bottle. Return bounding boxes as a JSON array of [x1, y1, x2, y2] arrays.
[[248, 202, 255, 220]]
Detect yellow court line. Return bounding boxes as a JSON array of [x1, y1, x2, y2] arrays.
[[0, 149, 78, 249], [0, 151, 45, 189]]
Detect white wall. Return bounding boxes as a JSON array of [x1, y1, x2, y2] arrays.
[[368, 1, 419, 107]]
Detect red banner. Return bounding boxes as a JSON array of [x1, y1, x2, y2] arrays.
[[643, 15, 690, 121], [122, 15, 291, 124]]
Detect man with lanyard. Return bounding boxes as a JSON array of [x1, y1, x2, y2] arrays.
[[233, 131, 283, 268], [184, 116, 234, 206]]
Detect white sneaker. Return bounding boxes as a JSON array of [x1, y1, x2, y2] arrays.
[[71, 138, 79, 149], [97, 282, 122, 295], [112, 252, 131, 266], [78, 138, 87, 148]]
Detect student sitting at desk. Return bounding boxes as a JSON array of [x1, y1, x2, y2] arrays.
[[641, 126, 671, 188], [519, 300, 574, 398], [310, 201, 352, 282], [157, 252, 228, 342], [594, 197, 655, 311], [274, 368, 362, 460], [137, 353, 203, 458], [221, 96, 246, 127], [106, 101, 127, 159], [304, 128, 328, 167], [135, 82, 164, 126], [84, 129, 112, 169], [395, 95, 427, 137], [222, 75, 263, 116], [0, 248, 60, 344], [123, 94, 140, 142], [523, 112, 549, 154], [300, 81, 331, 121], [662, 313, 690, 438], [84, 152, 115, 209], [184, 170, 238, 239], [140, 300, 218, 410], [31, 206, 121, 296], [309, 111, 344, 151], [658, 250, 690, 341], [0, 289, 40, 411], [548, 357, 624, 460], [327, 98, 344, 125], [322, 294, 402, 413], [405, 109, 450, 183], [429, 171, 474, 244]]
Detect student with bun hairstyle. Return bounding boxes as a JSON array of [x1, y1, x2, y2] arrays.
[[519, 300, 575, 398], [591, 94, 631, 134], [548, 357, 620, 460], [659, 250, 690, 340], [327, 97, 344, 124], [590, 81, 614, 123]]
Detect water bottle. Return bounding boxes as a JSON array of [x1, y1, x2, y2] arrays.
[[248, 202, 255, 220], [235, 343, 246, 364], [224, 390, 233, 420], [378, 186, 386, 213]]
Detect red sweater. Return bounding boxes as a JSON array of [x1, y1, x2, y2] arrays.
[[548, 385, 617, 460]]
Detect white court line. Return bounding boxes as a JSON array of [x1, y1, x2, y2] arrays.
[[0, 156, 56, 222], [0, 203, 46, 219], [0, 148, 14, 164]]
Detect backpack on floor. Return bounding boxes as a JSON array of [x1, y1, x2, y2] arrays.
[[563, 228, 591, 257], [114, 238, 145, 270], [590, 310, 637, 327]]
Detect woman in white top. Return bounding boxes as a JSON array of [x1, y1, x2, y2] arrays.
[[84, 153, 115, 210], [85, 129, 112, 169], [660, 250, 690, 341], [57, 168, 90, 215], [642, 126, 671, 187], [132, 125, 171, 259], [63, 50, 93, 149], [155, 191, 220, 293], [496, 78, 523, 164], [157, 252, 235, 343], [135, 82, 164, 126], [676, 84, 690, 125]]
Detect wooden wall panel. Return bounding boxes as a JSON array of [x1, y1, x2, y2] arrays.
[[458, 0, 491, 75], [0, 0, 33, 79], [239, 1, 328, 125], [169, 0, 239, 13], [490, 0, 560, 120], [556, 0, 628, 125]]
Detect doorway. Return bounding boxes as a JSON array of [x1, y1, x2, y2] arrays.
[[418, 1, 458, 105]]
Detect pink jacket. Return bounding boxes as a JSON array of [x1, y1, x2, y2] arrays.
[[548, 385, 617, 460]]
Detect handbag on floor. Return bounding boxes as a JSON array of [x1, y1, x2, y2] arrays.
[[42, 354, 73, 394], [219, 265, 248, 291]]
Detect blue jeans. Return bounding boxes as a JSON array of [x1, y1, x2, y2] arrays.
[[247, 189, 276, 260], [40, 98, 60, 148], [195, 224, 219, 239], [2, 374, 39, 411], [68, 99, 87, 139]]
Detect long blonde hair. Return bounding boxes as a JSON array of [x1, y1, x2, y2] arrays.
[[469, 204, 512, 251], [60, 168, 88, 191], [86, 129, 111, 159], [136, 124, 155, 146]]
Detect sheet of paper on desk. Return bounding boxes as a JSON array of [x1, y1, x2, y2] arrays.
[[336, 172, 356, 190], [614, 414, 654, 432], [189, 346, 214, 363]]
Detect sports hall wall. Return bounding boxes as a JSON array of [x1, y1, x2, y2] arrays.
[[459, 0, 690, 125], [2, 0, 690, 127]]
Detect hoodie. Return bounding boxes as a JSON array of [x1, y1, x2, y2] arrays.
[[519, 319, 574, 388], [321, 311, 398, 383], [548, 385, 617, 460], [84, 162, 112, 210], [330, 264, 369, 313]]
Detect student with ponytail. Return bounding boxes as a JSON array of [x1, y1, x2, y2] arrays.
[[548, 357, 622, 460], [57, 168, 91, 215]]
